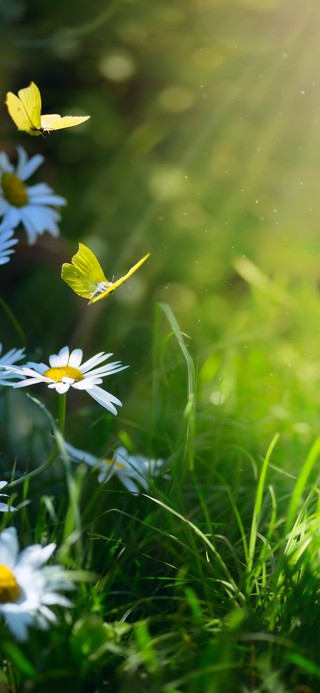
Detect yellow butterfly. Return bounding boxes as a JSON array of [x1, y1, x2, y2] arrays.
[[5, 81, 90, 136], [61, 243, 151, 304]]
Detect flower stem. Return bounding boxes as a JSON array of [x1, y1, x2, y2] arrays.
[[58, 392, 67, 435], [8, 394, 67, 489], [0, 296, 26, 346]]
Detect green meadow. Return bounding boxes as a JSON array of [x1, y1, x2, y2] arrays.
[[1, 1, 320, 690]]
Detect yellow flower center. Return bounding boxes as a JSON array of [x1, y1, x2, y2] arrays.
[[103, 458, 126, 470], [44, 366, 84, 382], [0, 564, 21, 603], [1, 173, 28, 207]]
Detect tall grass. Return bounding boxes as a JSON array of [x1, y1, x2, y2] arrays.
[[1, 281, 320, 691]]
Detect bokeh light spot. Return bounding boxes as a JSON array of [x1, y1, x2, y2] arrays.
[[98, 51, 136, 81]]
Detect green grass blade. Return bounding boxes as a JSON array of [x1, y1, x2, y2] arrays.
[[158, 302, 196, 470], [285, 436, 320, 533], [247, 433, 280, 578], [144, 493, 242, 600]]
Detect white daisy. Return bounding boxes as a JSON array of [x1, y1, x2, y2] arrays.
[[3, 346, 127, 415], [0, 527, 73, 641], [0, 146, 66, 244], [65, 442, 164, 494], [0, 343, 25, 386], [0, 481, 16, 512], [0, 222, 18, 265]]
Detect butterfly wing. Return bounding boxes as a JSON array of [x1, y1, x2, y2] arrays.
[[41, 114, 90, 132], [17, 82, 42, 131], [72, 243, 107, 284], [5, 91, 37, 135], [61, 243, 107, 299], [89, 253, 151, 304], [61, 264, 97, 299]]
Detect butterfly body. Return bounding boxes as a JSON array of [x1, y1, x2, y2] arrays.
[[6, 82, 90, 135], [61, 243, 150, 304], [91, 280, 114, 299]]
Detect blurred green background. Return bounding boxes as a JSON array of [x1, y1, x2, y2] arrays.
[[1, 0, 320, 462]]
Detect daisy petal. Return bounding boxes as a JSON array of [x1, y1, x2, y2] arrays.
[[0, 147, 66, 243], [80, 352, 112, 372], [88, 385, 122, 415], [49, 347, 70, 367], [0, 527, 18, 568], [17, 148, 44, 180], [68, 349, 83, 368]]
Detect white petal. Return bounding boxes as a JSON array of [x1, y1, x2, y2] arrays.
[[15, 146, 28, 176], [0, 151, 13, 173], [26, 362, 48, 374], [120, 476, 140, 494], [13, 377, 46, 388], [0, 347, 25, 366], [0, 250, 16, 264], [18, 542, 56, 569], [88, 385, 122, 415], [0, 501, 13, 513], [0, 239, 18, 253], [1, 609, 33, 641], [84, 362, 128, 378], [27, 184, 66, 207], [0, 527, 18, 568], [49, 347, 69, 367], [72, 377, 102, 390], [42, 567, 74, 590], [64, 442, 99, 468], [2, 206, 21, 229], [18, 206, 61, 243], [21, 205, 60, 232], [18, 213, 38, 244], [49, 382, 70, 394], [0, 219, 14, 232], [0, 226, 17, 242], [3, 366, 40, 378], [37, 605, 57, 624], [0, 375, 22, 386], [17, 148, 44, 181], [80, 352, 112, 373], [97, 467, 113, 483], [42, 593, 72, 607], [0, 199, 10, 215], [68, 349, 83, 368]]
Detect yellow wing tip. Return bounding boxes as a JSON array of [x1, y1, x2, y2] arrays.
[[61, 261, 70, 277], [137, 252, 151, 265], [88, 251, 151, 305], [137, 252, 151, 267]]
